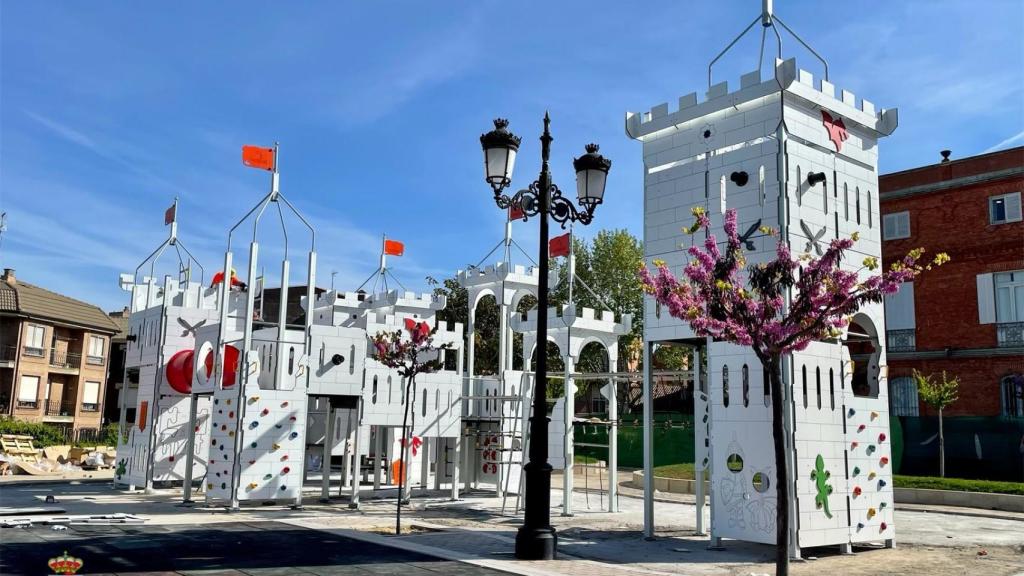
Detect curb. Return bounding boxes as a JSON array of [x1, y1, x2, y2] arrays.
[[0, 477, 114, 487]]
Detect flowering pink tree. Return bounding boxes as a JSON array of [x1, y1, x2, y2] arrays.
[[372, 318, 453, 534], [639, 207, 947, 576]]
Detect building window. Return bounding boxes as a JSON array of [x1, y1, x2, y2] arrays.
[[87, 335, 106, 365], [742, 364, 750, 408], [885, 282, 916, 351], [883, 211, 910, 240], [24, 325, 46, 356], [890, 376, 919, 416], [1001, 375, 1023, 418], [843, 183, 849, 221], [17, 375, 40, 408], [867, 191, 873, 228], [989, 192, 1022, 225], [855, 187, 861, 224], [82, 381, 101, 411], [995, 271, 1024, 347]]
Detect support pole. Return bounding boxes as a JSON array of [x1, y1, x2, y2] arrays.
[[420, 432, 430, 494], [451, 432, 461, 500], [373, 426, 383, 491], [562, 354, 575, 516], [350, 400, 362, 509], [320, 399, 334, 502], [608, 355, 618, 513], [642, 340, 654, 539], [182, 393, 199, 503], [694, 347, 705, 535]]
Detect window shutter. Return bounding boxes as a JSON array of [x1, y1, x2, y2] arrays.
[[1006, 193, 1022, 222], [18, 376, 39, 402], [83, 381, 100, 405], [977, 273, 996, 324]]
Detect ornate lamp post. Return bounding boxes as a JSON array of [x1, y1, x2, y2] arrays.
[[479, 113, 611, 560]]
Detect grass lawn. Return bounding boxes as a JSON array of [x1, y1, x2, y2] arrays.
[[651, 463, 1023, 495]]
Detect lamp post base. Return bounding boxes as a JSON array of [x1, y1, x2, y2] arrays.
[[515, 525, 557, 560]]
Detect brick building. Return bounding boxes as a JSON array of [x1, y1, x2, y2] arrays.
[[880, 147, 1024, 418], [0, 268, 121, 434]]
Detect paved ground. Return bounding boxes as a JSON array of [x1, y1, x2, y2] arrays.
[[1, 520, 509, 576], [1, 478, 1022, 576]]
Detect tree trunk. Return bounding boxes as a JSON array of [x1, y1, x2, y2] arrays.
[[396, 375, 415, 535], [767, 356, 790, 576], [938, 407, 945, 478]]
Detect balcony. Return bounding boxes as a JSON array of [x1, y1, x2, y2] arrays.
[[886, 329, 916, 353], [43, 399, 77, 418], [49, 349, 82, 372], [997, 322, 1024, 348], [81, 402, 99, 412], [15, 400, 38, 409], [0, 345, 15, 367]]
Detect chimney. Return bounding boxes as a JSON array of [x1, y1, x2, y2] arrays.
[[940, 150, 951, 163], [2, 268, 15, 285]]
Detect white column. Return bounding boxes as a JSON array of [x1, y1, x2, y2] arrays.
[[607, 354, 618, 513], [694, 347, 705, 535], [420, 434, 430, 494], [320, 401, 334, 502], [341, 410, 351, 490], [349, 400, 362, 509], [562, 353, 575, 516], [642, 341, 654, 539], [182, 393, 199, 503], [373, 426, 383, 491], [451, 433, 461, 500]]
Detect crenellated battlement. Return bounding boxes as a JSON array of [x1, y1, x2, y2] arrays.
[[457, 262, 542, 288], [627, 58, 897, 141]]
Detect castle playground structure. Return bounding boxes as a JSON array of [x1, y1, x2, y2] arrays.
[[628, 0, 897, 557], [113, 145, 632, 511]]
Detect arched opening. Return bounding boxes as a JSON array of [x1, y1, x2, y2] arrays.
[[846, 314, 881, 398], [471, 293, 501, 376], [576, 340, 611, 415], [529, 339, 565, 399]]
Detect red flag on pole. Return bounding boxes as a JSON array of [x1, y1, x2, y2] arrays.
[[383, 239, 405, 256], [549, 233, 571, 258], [509, 205, 525, 220], [164, 204, 176, 225], [242, 145, 275, 171]]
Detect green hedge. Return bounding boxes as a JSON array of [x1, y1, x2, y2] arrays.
[[893, 475, 1024, 496], [0, 418, 119, 448]]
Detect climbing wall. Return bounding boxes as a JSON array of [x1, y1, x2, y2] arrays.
[[206, 382, 307, 502], [151, 395, 211, 481], [845, 372, 895, 544], [792, 341, 851, 549]]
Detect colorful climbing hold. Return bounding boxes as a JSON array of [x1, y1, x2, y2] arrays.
[[848, 408, 856, 417], [280, 485, 287, 490], [228, 411, 235, 418], [248, 459, 255, 464], [880, 502, 888, 509], [261, 408, 269, 416], [250, 421, 259, 429], [867, 507, 876, 519], [251, 441, 258, 448], [226, 399, 231, 405], [195, 426, 200, 432], [852, 466, 861, 476], [856, 522, 864, 530], [851, 441, 859, 449], [229, 431, 235, 437], [289, 415, 297, 421], [208, 483, 214, 490], [282, 466, 291, 474], [272, 443, 281, 450], [289, 431, 299, 440], [264, 474, 272, 480], [211, 439, 217, 447], [281, 401, 289, 408], [275, 424, 283, 429], [853, 486, 862, 497], [221, 424, 227, 431], [868, 471, 877, 480], [878, 479, 888, 488], [880, 522, 888, 531], [878, 432, 886, 442], [247, 482, 258, 490], [880, 456, 889, 466], [866, 445, 876, 455], [281, 455, 289, 461], [168, 455, 175, 462], [870, 411, 879, 420], [858, 424, 866, 432]]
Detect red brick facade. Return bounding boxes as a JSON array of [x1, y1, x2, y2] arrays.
[[880, 147, 1024, 417]]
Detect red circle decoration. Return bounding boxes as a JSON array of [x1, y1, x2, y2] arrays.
[[166, 350, 195, 394], [203, 345, 240, 387]]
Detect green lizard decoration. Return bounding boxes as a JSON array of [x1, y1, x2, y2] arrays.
[[810, 454, 833, 519]]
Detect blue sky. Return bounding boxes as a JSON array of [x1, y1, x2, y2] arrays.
[[2, 1, 1022, 311]]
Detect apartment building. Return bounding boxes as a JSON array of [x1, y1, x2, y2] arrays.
[[0, 268, 121, 433], [880, 147, 1024, 418]]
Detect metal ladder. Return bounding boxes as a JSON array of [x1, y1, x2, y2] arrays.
[[500, 372, 534, 515]]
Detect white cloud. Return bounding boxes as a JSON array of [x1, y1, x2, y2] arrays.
[[983, 129, 1024, 154]]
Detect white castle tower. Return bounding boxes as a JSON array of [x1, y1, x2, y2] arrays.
[[629, 3, 897, 556]]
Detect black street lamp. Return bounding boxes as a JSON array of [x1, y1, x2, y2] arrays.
[[479, 113, 611, 560]]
